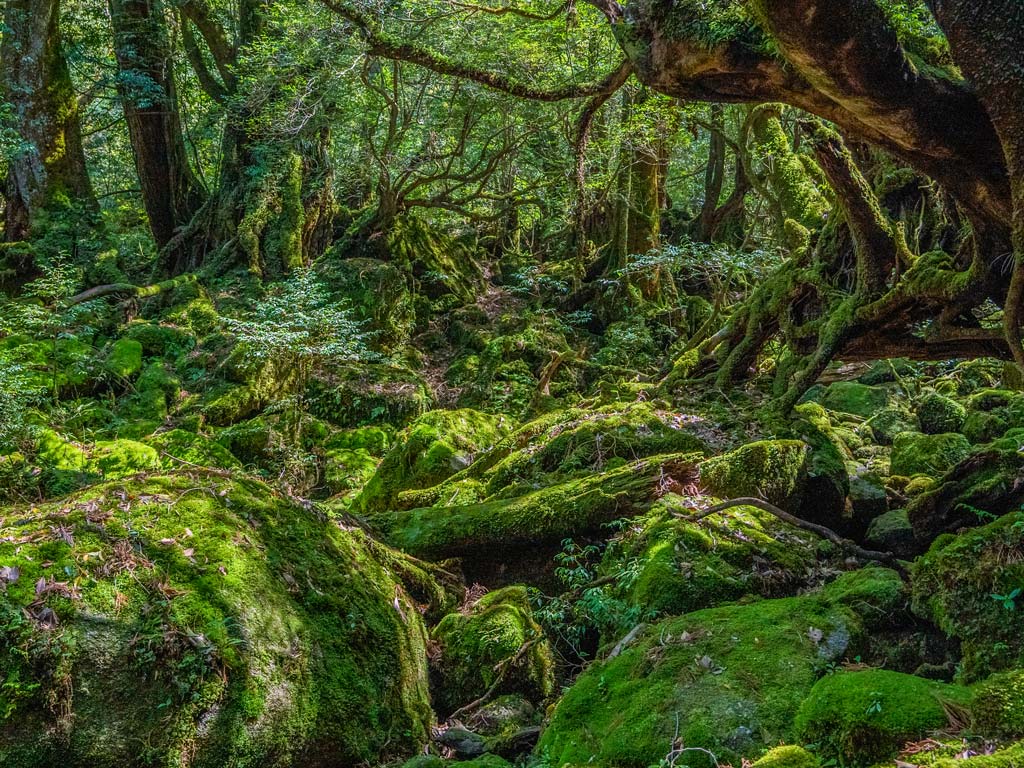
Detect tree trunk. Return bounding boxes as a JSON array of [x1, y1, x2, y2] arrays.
[[109, 0, 206, 266], [1, 0, 95, 274]]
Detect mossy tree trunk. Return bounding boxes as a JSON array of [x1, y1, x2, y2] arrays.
[[0, 0, 96, 276], [109, 0, 207, 268]]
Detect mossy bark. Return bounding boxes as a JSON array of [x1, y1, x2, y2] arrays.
[[0, 0, 96, 276]]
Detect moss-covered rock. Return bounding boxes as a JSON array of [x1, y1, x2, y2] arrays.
[[912, 509, 1024, 680], [699, 439, 808, 508], [374, 453, 700, 560], [122, 320, 195, 358], [0, 475, 434, 766], [866, 406, 916, 446], [889, 432, 971, 477], [751, 746, 819, 768], [916, 393, 967, 435], [906, 441, 1024, 545], [356, 409, 510, 515], [931, 742, 1024, 768], [103, 338, 144, 380], [85, 439, 161, 478], [599, 496, 823, 622], [307, 362, 434, 428], [535, 569, 905, 768], [964, 410, 1011, 444], [865, 509, 915, 556], [972, 669, 1024, 739], [431, 586, 553, 715], [1, 335, 97, 394], [143, 429, 242, 471], [795, 669, 972, 767], [816, 381, 890, 418], [326, 258, 416, 350]]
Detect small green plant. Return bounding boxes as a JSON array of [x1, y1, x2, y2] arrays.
[[865, 692, 883, 715], [991, 588, 1021, 611]]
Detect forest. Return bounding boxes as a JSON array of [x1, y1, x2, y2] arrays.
[[2, 0, 1024, 765]]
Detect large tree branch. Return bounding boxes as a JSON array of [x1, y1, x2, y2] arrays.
[[323, 0, 631, 101]]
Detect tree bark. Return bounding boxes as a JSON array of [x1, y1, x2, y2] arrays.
[[1, 0, 95, 271]]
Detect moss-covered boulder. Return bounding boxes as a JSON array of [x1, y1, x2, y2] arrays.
[[103, 338, 144, 380], [972, 669, 1024, 739], [143, 429, 242, 471], [699, 439, 809, 508], [85, 439, 161, 478], [964, 410, 1010, 444], [356, 409, 510, 515], [889, 432, 971, 477], [307, 362, 434, 428], [122, 319, 195, 357], [916, 393, 967, 435], [0, 475, 433, 766], [751, 746, 819, 768], [906, 441, 1024, 545], [326, 258, 416, 350], [912, 509, 1024, 680], [795, 670, 972, 767], [599, 496, 823, 622], [431, 586, 553, 715], [816, 381, 890, 418], [373, 453, 700, 560], [931, 742, 1024, 768], [535, 569, 906, 768], [865, 509, 915, 556], [866, 406, 916, 446], [1, 335, 97, 394]]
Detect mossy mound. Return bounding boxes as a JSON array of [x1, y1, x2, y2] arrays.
[[374, 453, 700, 560], [930, 742, 1024, 768], [143, 429, 242, 470], [599, 496, 824, 621], [906, 442, 1024, 546], [0, 474, 433, 767], [889, 432, 971, 477], [356, 409, 510, 515], [103, 338, 144, 380], [795, 669, 972, 767], [1, 335, 97, 394], [815, 381, 890, 418], [916, 393, 967, 435], [751, 746, 819, 768], [307, 362, 434, 428], [866, 406, 916, 446], [122, 319, 195, 358], [972, 669, 1024, 739], [431, 586, 553, 715], [865, 509, 915, 556], [535, 569, 905, 768], [912, 509, 1024, 680], [699, 439, 809, 508], [326, 257, 416, 350]]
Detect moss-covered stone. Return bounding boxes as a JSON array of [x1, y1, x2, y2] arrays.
[[307, 363, 434, 428], [202, 384, 262, 426], [889, 432, 971, 477], [143, 429, 242, 471], [599, 496, 823, 622], [122, 320, 195, 358], [865, 509, 915, 556], [356, 409, 510, 515], [912, 509, 1024, 680], [431, 586, 553, 715], [815, 382, 890, 418], [535, 569, 904, 768], [964, 410, 1011, 444], [325, 257, 416, 350], [972, 669, 1024, 739], [916, 393, 967, 435], [751, 746, 819, 768], [866, 406, 916, 446], [374, 453, 700, 559], [795, 669, 972, 767], [103, 338, 144, 380], [85, 439, 161, 478], [931, 742, 1024, 768], [699, 439, 808, 508], [0, 474, 434, 766]]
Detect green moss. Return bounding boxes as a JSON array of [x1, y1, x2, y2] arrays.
[[931, 742, 1024, 768], [85, 439, 161, 478], [912, 510, 1024, 680], [431, 586, 553, 715], [136, 361, 181, 401], [122, 320, 195, 358], [865, 509, 914, 554], [795, 670, 972, 767], [866, 406, 916, 446], [972, 669, 1024, 738], [324, 447, 380, 496], [699, 439, 808, 508], [356, 409, 510, 515], [815, 382, 891, 419], [889, 432, 971, 477], [0, 474, 433, 766], [143, 430, 242, 471], [375, 453, 700, 559], [202, 385, 262, 427], [916, 393, 967, 435], [751, 745, 819, 768], [601, 497, 822, 621], [307, 363, 434, 428], [964, 411, 1010, 444], [324, 258, 416, 350], [536, 569, 903, 768], [103, 338, 143, 380]]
